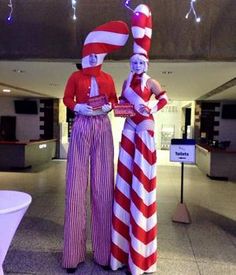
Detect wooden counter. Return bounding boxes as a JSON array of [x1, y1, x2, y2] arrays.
[[0, 139, 56, 169], [196, 144, 236, 181]]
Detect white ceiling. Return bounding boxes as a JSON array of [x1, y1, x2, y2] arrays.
[[0, 60, 235, 101]]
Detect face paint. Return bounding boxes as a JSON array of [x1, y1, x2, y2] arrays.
[[131, 59, 146, 74], [89, 54, 98, 67]]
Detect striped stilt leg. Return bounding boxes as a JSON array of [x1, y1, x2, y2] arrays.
[[63, 115, 115, 268], [111, 129, 135, 270], [129, 130, 157, 274], [63, 117, 91, 268], [111, 129, 157, 275], [90, 116, 114, 265]]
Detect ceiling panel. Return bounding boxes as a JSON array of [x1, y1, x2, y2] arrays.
[[0, 60, 235, 101]]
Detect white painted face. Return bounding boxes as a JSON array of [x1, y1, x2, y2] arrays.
[[89, 54, 98, 67], [131, 58, 146, 74]]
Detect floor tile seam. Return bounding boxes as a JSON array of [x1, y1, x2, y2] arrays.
[[5, 272, 36, 275], [158, 256, 197, 263], [186, 236, 236, 246], [157, 236, 192, 243], [157, 236, 189, 241], [185, 227, 202, 275], [157, 222, 187, 226], [188, 240, 236, 269], [9, 248, 63, 253], [196, 259, 236, 266]]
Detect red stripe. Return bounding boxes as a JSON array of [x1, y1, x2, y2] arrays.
[[83, 43, 122, 56], [155, 91, 167, 99], [131, 189, 156, 218], [118, 161, 132, 185], [130, 245, 157, 270], [135, 36, 151, 52], [130, 216, 157, 244], [112, 215, 130, 241], [130, 82, 152, 101], [95, 21, 129, 35], [121, 134, 135, 157], [147, 130, 154, 137], [132, 10, 152, 29], [135, 134, 156, 165], [131, 114, 153, 125], [132, 13, 148, 30], [111, 243, 129, 264], [157, 98, 168, 111], [115, 188, 130, 213], [133, 163, 156, 192], [146, 15, 152, 28]]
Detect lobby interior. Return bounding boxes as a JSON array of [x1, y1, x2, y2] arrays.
[[0, 1, 236, 274]]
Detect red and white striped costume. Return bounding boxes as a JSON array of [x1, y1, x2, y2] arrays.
[[62, 21, 129, 269], [111, 74, 168, 275], [111, 4, 168, 275]]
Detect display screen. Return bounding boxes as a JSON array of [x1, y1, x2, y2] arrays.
[[14, 100, 38, 114], [221, 104, 236, 119]]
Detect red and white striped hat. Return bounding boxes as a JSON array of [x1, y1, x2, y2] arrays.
[[131, 4, 152, 60], [82, 21, 129, 75]]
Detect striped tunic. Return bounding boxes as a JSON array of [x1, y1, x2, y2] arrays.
[[63, 114, 114, 268], [111, 75, 158, 274]]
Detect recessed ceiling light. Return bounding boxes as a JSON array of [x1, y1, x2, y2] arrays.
[[161, 71, 173, 74], [2, 89, 11, 93], [12, 69, 25, 73]]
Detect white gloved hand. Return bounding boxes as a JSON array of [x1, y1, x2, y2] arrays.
[[74, 103, 93, 116], [150, 105, 158, 114], [135, 104, 150, 117], [102, 103, 112, 113]]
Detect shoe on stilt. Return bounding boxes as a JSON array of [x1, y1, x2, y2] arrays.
[[66, 268, 76, 273], [100, 265, 111, 271]]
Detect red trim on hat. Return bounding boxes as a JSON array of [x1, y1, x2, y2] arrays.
[[134, 36, 152, 54], [132, 53, 149, 60], [83, 43, 123, 56], [95, 20, 129, 35], [132, 13, 152, 29]]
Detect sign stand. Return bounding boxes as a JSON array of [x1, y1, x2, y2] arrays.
[[170, 139, 196, 224]]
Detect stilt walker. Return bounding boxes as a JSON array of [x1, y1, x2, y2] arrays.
[[62, 21, 129, 273], [111, 4, 168, 275]]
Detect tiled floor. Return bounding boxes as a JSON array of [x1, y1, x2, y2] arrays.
[[0, 152, 236, 275]]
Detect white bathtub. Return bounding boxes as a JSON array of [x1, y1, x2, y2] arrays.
[[0, 190, 32, 275]]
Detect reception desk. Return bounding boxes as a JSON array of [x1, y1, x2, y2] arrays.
[[196, 144, 236, 181], [0, 139, 56, 170]]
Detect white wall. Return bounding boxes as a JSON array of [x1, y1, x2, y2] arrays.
[[0, 97, 40, 142], [155, 101, 183, 149]]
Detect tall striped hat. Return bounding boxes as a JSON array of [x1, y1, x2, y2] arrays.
[[82, 21, 129, 75], [131, 4, 152, 59]]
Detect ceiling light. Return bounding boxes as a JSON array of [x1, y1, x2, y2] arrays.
[[2, 89, 11, 93], [161, 71, 173, 74], [12, 69, 25, 73]]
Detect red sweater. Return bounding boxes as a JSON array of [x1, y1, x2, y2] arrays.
[[63, 70, 118, 110]]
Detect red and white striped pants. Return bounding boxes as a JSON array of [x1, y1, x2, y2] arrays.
[[63, 114, 114, 268], [111, 125, 157, 275]]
